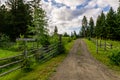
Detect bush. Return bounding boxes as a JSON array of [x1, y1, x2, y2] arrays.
[[0, 34, 10, 48], [109, 50, 120, 66]]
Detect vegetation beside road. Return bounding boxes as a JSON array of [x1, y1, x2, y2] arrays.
[[84, 39, 120, 74], [0, 37, 75, 80]]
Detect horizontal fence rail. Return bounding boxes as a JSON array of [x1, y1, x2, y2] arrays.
[[0, 39, 62, 77], [91, 38, 113, 53]]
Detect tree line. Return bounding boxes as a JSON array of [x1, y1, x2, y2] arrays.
[[80, 6, 120, 41], [0, 0, 48, 43]]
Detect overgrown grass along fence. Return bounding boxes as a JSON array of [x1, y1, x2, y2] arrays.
[[91, 38, 113, 53], [0, 36, 63, 77]]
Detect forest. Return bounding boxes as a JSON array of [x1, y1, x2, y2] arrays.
[[80, 7, 120, 40]]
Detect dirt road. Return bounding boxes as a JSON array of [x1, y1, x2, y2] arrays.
[[50, 39, 120, 80]]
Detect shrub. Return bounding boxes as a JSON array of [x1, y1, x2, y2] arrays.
[[0, 34, 10, 48], [109, 50, 120, 66]]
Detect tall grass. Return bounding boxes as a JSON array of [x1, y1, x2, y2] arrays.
[[84, 39, 120, 73]]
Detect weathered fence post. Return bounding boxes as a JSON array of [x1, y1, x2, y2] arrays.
[[110, 44, 112, 49], [104, 39, 106, 51], [24, 40, 28, 58], [96, 38, 98, 53], [16, 38, 35, 70], [59, 34, 62, 45], [57, 34, 63, 55], [100, 39, 101, 48]]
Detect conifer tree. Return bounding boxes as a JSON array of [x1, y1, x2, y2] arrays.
[[89, 17, 94, 38]]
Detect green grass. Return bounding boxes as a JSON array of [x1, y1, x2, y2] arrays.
[[84, 39, 120, 73], [0, 49, 20, 58], [0, 40, 75, 80], [0, 41, 37, 58]]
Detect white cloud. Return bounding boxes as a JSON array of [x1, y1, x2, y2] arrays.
[[55, 0, 85, 9], [41, 0, 119, 35], [2, 0, 119, 35]]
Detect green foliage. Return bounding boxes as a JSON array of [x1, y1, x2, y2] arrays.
[[106, 7, 116, 39], [63, 32, 69, 37], [81, 16, 88, 37], [84, 39, 120, 71], [94, 7, 120, 40], [89, 17, 95, 37], [0, 34, 10, 48], [50, 34, 59, 44], [54, 26, 58, 35], [16, 35, 25, 51], [22, 58, 33, 72], [109, 50, 120, 66], [4, 0, 33, 41], [28, 0, 49, 47], [80, 6, 120, 41], [0, 38, 75, 80]]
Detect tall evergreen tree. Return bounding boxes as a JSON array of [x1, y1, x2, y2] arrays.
[[89, 17, 94, 38], [100, 11, 106, 39], [95, 15, 101, 38], [106, 7, 116, 39], [54, 26, 58, 35], [29, 0, 49, 46], [82, 16, 88, 37], [0, 5, 7, 34], [116, 6, 120, 40], [6, 0, 32, 41]]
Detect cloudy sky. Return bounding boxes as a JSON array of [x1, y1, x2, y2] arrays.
[[41, 0, 119, 35], [1, 0, 119, 35]]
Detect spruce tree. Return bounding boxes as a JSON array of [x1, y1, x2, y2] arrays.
[[6, 0, 32, 41], [106, 7, 116, 39], [82, 16, 88, 37], [54, 26, 58, 35], [29, 0, 49, 46], [89, 17, 94, 38], [100, 11, 106, 39], [95, 15, 101, 38], [116, 6, 120, 40]]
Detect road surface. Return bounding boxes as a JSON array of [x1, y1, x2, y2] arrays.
[[50, 39, 120, 80]]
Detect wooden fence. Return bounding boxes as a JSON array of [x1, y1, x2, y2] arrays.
[[0, 36, 62, 77], [91, 38, 113, 53]]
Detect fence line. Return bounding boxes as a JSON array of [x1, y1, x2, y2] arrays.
[[0, 53, 23, 61], [91, 38, 113, 53], [0, 37, 62, 77]]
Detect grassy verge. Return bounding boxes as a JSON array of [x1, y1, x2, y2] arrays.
[[0, 49, 20, 58], [0, 40, 75, 80], [84, 39, 120, 73]]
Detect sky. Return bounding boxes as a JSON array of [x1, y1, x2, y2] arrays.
[[41, 0, 119, 35], [1, 0, 119, 35]]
